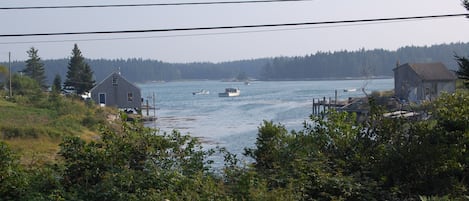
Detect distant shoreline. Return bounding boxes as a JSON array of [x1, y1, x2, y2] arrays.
[[255, 76, 393, 82], [138, 76, 394, 84]]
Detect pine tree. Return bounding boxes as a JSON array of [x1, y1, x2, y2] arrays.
[[23, 47, 47, 89], [455, 55, 469, 88], [0, 65, 8, 90], [64, 44, 95, 95], [52, 74, 62, 93]]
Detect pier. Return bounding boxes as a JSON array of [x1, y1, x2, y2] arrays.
[[311, 89, 367, 116], [141, 92, 158, 122], [311, 96, 349, 116]]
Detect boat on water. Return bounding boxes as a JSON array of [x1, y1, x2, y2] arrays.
[[218, 88, 240, 97], [192, 89, 210, 95], [343, 88, 357, 92]]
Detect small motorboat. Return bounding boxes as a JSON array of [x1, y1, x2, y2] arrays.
[[192, 89, 210, 95], [343, 88, 357, 92], [218, 88, 240, 97]]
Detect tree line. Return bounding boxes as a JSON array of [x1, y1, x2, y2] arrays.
[[3, 42, 469, 84], [260, 43, 469, 80]]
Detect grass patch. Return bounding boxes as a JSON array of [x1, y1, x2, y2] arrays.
[[4, 135, 61, 166], [0, 102, 53, 126], [0, 93, 118, 165], [80, 129, 101, 142]]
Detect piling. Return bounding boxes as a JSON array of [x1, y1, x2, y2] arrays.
[[312, 93, 348, 116], [146, 100, 149, 116]]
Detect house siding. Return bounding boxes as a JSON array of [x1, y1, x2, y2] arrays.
[[421, 80, 455, 100], [90, 72, 141, 109], [394, 65, 421, 101], [394, 63, 456, 102]]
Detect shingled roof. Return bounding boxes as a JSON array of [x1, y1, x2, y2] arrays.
[[396, 62, 457, 81]]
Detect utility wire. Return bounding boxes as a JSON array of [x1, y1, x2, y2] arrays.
[[0, 16, 443, 45], [0, 0, 313, 10], [0, 13, 467, 38]]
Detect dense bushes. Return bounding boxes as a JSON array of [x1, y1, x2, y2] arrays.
[[0, 142, 26, 200], [241, 90, 469, 200], [0, 119, 228, 200], [0, 126, 61, 138], [0, 91, 468, 200]]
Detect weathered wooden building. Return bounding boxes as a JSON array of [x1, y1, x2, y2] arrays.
[[394, 62, 456, 102], [90, 72, 141, 111]]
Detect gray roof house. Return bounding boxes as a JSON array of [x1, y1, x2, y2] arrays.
[[90, 72, 142, 110], [393, 62, 456, 102]]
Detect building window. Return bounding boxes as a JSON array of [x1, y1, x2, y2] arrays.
[[127, 92, 133, 102], [99, 93, 106, 104], [112, 76, 118, 86]]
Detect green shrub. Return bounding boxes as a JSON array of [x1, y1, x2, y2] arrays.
[[0, 126, 62, 139], [1, 126, 38, 138], [49, 115, 83, 135], [0, 141, 27, 200]]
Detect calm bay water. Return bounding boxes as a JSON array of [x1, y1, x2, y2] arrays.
[[138, 79, 393, 155]]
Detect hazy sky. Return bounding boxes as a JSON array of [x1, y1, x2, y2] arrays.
[[1, 0, 469, 63]]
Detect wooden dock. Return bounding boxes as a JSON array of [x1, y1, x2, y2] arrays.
[[312, 97, 348, 116]]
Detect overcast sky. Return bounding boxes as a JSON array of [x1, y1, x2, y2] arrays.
[[1, 0, 469, 63]]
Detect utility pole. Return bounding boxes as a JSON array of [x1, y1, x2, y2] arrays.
[[9, 52, 12, 97]]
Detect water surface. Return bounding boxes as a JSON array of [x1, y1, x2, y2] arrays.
[[139, 79, 393, 155]]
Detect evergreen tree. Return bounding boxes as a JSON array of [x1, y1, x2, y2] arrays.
[[0, 65, 8, 88], [454, 55, 469, 88], [64, 44, 95, 94], [23, 47, 47, 89], [52, 74, 62, 93]]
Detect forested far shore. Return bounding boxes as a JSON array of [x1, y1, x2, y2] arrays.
[[3, 42, 469, 84]]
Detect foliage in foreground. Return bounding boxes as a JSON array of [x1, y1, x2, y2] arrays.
[[1, 119, 228, 201], [0, 91, 468, 200], [244, 90, 469, 200]]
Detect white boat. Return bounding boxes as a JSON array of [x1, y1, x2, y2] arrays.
[[192, 89, 210, 95], [343, 88, 357, 92], [218, 88, 240, 97]]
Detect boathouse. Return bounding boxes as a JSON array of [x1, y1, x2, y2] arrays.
[[393, 62, 456, 102], [90, 71, 141, 111]]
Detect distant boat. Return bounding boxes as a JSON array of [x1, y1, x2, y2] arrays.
[[192, 89, 210, 95], [218, 88, 240, 97], [244, 81, 251, 85], [343, 88, 357, 92]]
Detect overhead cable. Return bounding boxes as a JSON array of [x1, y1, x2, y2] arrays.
[[0, 13, 467, 38], [0, 0, 313, 10], [0, 17, 443, 45]]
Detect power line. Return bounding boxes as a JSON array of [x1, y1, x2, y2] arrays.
[[0, 16, 443, 45], [0, 13, 467, 38], [0, 0, 313, 10]]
